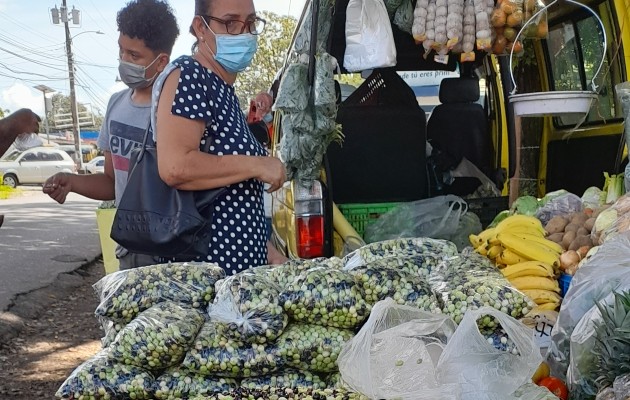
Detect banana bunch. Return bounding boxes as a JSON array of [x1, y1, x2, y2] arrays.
[[469, 215, 562, 310], [469, 215, 561, 268]]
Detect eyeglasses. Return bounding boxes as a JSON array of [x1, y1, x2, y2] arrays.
[[202, 15, 266, 35]]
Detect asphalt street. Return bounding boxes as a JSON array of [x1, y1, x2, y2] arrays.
[[0, 188, 102, 311]]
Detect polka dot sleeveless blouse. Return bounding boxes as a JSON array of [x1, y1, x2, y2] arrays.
[[168, 55, 268, 275]]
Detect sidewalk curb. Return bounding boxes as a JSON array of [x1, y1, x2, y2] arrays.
[[0, 255, 103, 345]]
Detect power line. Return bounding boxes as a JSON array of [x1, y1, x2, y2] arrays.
[[0, 11, 59, 45], [0, 45, 68, 72], [0, 62, 67, 80]]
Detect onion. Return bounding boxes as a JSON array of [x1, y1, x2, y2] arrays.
[[560, 250, 580, 272]]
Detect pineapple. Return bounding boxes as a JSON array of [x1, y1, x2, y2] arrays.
[[593, 291, 630, 390]]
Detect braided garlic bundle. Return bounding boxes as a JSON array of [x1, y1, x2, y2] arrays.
[[423, 0, 437, 53], [473, 0, 492, 50], [446, 0, 465, 49], [412, 0, 430, 44], [462, 0, 476, 53]]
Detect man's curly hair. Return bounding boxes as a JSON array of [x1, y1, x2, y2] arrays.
[[117, 0, 180, 54]]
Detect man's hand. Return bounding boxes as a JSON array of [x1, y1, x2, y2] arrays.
[[0, 109, 41, 157], [43, 173, 73, 204], [5, 109, 40, 138]]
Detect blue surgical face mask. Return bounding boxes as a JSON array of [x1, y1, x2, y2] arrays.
[[202, 18, 258, 74], [262, 113, 273, 123]]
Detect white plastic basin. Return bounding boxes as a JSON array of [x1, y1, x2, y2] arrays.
[[509, 91, 597, 117]]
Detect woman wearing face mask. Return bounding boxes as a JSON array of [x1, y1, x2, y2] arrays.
[[153, 0, 288, 275]]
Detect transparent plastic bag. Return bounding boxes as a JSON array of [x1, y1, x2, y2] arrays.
[[344, 0, 397, 72], [591, 193, 630, 244], [343, 237, 459, 271], [154, 367, 237, 400], [522, 0, 549, 40], [56, 350, 155, 400], [241, 370, 328, 390], [279, 267, 371, 329], [338, 299, 460, 400], [252, 257, 344, 290], [535, 192, 584, 226], [94, 262, 225, 323], [437, 307, 543, 399], [346, 263, 442, 313], [429, 251, 535, 326], [207, 271, 288, 344], [394, 0, 414, 35], [182, 321, 281, 378], [511, 383, 562, 400], [274, 62, 309, 113], [546, 232, 630, 381], [582, 187, 605, 209], [276, 323, 355, 373], [447, 211, 483, 251], [614, 374, 630, 399], [13, 132, 43, 151], [364, 195, 467, 244], [109, 302, 205, 371]]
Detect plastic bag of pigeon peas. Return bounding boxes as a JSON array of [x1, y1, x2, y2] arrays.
[[56, 350, 155, 399], [207, 271, 288, 344], [108, 302, 205, 371], [93, 262, 225, 323]]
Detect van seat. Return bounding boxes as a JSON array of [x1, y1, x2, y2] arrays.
[[427, 77, 494, 196]]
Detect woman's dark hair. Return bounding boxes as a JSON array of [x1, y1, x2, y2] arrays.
[[117, 0, 180, 54], [190, 0, 212, 51]]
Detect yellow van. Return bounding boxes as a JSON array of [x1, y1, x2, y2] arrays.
[[270, 0, 630, 259]]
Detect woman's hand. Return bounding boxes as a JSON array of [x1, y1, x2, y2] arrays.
[[257, 156, 287, 193]]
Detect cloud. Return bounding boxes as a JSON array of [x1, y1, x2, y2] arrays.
[[1, 83, 45, 116]]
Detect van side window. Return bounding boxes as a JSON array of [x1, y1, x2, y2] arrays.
[[546, 16, 617, 126]]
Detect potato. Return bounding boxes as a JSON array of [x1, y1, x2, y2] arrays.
[[564, 223, 580, 233], [571, 213, 589, 226], [584, 217, 596, 232], [569, 235, 593, 251], [561, 230, 577, 250], [576, 227, 589, 237], [545, 216, 569, 235], [547, 232, 565, 244]]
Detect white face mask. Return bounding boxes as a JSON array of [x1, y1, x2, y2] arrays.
[[118, 55, 161, 89]]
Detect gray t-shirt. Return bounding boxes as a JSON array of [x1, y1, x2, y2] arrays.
[[97, 89, 151, 205]]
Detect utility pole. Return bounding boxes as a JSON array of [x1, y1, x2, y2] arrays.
[[52, 1, 82, 169]]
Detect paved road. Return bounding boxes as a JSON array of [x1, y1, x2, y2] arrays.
[[0, 188, 102, 311]]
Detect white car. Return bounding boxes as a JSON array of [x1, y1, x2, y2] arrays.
[[84, 156, 105, 174], [0, 147, 76, 188]]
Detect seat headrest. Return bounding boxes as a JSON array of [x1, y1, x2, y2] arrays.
[[439, 77, 480, 104]]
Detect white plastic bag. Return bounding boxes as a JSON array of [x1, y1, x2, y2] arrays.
[[338, 299, 460, 400], [13, 132, 43, 150], [437, 307, 542, 400], [344, 0, 397, 72]]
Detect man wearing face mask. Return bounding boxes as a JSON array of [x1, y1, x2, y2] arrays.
[[44, 0, 179, 269], [152, 0, 288, 274]]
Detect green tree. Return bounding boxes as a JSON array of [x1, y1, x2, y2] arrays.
[[234, 11, 297, 109]]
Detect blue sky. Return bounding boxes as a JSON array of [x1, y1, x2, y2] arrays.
[[0, 0, 306, 117]]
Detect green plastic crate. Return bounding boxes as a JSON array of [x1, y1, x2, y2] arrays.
[[338, 202, 400, 238]]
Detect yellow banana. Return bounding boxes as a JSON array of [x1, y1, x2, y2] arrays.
[[497, 233, 560, 267], [501, 261, 555, 279], [475, 244, 488, 256], [478, 227, 498, 243], [496, 248, 531, 265], [521, 289, 563, 305], [495, 215, 546, 236], [469, 234, 482, 248], [533, 303, 560, 311], [510, 276, 561, 293], [487, 245, 504, 259], [500, 232, 563, 254]]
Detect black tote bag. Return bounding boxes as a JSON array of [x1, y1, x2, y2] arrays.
[[110, 125, 226, 258]]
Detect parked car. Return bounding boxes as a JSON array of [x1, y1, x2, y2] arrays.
[[83, 156, 105, 174], [0, 147, 76, 188]]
